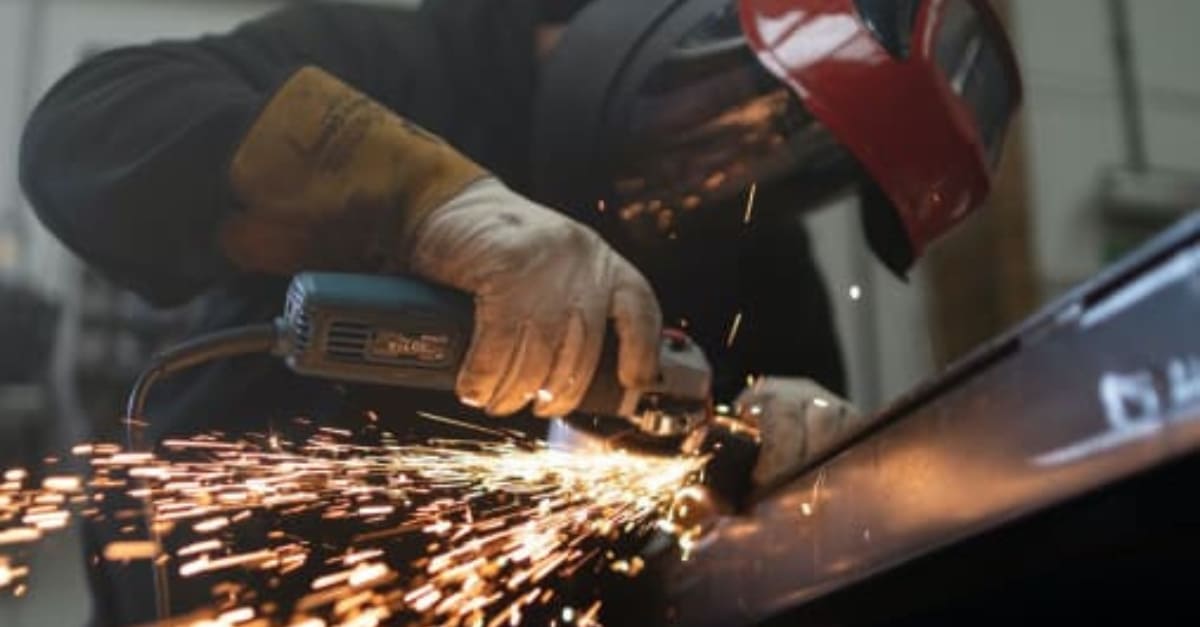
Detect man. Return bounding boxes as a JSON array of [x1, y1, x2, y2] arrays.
[[21, 0, 1020, 483], [21, 0, 1021, 622]]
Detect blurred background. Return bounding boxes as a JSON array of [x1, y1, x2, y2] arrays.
[[0, 0, 1196, 624]]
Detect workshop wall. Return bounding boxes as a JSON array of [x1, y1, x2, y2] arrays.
[[1011, 0, 1200, 294], [0, 2, 30, 281]]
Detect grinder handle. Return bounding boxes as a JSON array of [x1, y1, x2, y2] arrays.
[[282, 272, 628, 416]]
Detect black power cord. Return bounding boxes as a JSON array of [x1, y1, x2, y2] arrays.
[[124, 321, 282, 446]]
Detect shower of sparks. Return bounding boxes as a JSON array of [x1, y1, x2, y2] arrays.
[[0, 419, 706, 626]]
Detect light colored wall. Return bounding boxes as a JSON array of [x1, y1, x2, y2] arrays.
[[0, 1, 32, 281], [1127, 0, 1200, 170], [1011, 0, 1200, 293]]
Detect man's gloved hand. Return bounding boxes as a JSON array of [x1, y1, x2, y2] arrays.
[[224, 67, 661, 419], [409, 178, 661, 417], [736, 377, 863, 487]]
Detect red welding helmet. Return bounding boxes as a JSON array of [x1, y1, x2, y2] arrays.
[[532, 0, 1022, 274], [740, 0, 1023, 271]]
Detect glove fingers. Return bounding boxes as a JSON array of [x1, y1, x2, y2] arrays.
[[803, 396, 861, 456], [609, 263, 662, 390], [752, 401, 808, 487], [487, 320, 557, 416], [734, 378, 772, 428], [738, 377, 862, 487], [456, 305, 521, 412], [534, 309, 603, 418]]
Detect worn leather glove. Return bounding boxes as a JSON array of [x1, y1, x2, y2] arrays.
[[224, 66, 661, 417], [225, 66, 488, 275], [411, 178, 661, 417], [736, 377, 863, 487]]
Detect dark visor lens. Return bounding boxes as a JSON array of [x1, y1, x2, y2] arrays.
[[609, 4, 858, 230], [934, 0, 1018, 166]]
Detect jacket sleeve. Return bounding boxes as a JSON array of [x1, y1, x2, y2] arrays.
[[19, 3, 418, 306]]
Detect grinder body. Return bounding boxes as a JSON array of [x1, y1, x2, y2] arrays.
[[278, 273, 712, 437]]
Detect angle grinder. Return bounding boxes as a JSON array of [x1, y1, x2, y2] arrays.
[[125, 272, 760, 507]]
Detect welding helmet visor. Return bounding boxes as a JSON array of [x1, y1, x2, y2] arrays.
[[604, 3, 862, 226], [533, 0, 1021, 275], [742, 0, 1024, 274], [535, 0, 860, 249]]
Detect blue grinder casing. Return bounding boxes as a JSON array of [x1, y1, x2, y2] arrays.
[[277, 272, 711, 442], [281, 272, 474, 391]]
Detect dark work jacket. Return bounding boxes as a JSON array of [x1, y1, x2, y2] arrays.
[[20, 0, 845, 442]]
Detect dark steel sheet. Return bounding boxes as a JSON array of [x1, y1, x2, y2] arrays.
[[665, 212, 1200, 626]]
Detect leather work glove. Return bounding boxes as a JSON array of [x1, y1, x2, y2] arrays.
[[410, 178, 661, 416], [736, 377, 863, 488], [223, 67, 661, 417]]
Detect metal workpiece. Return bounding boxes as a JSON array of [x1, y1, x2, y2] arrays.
[[660, 213, 1200, 626]]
